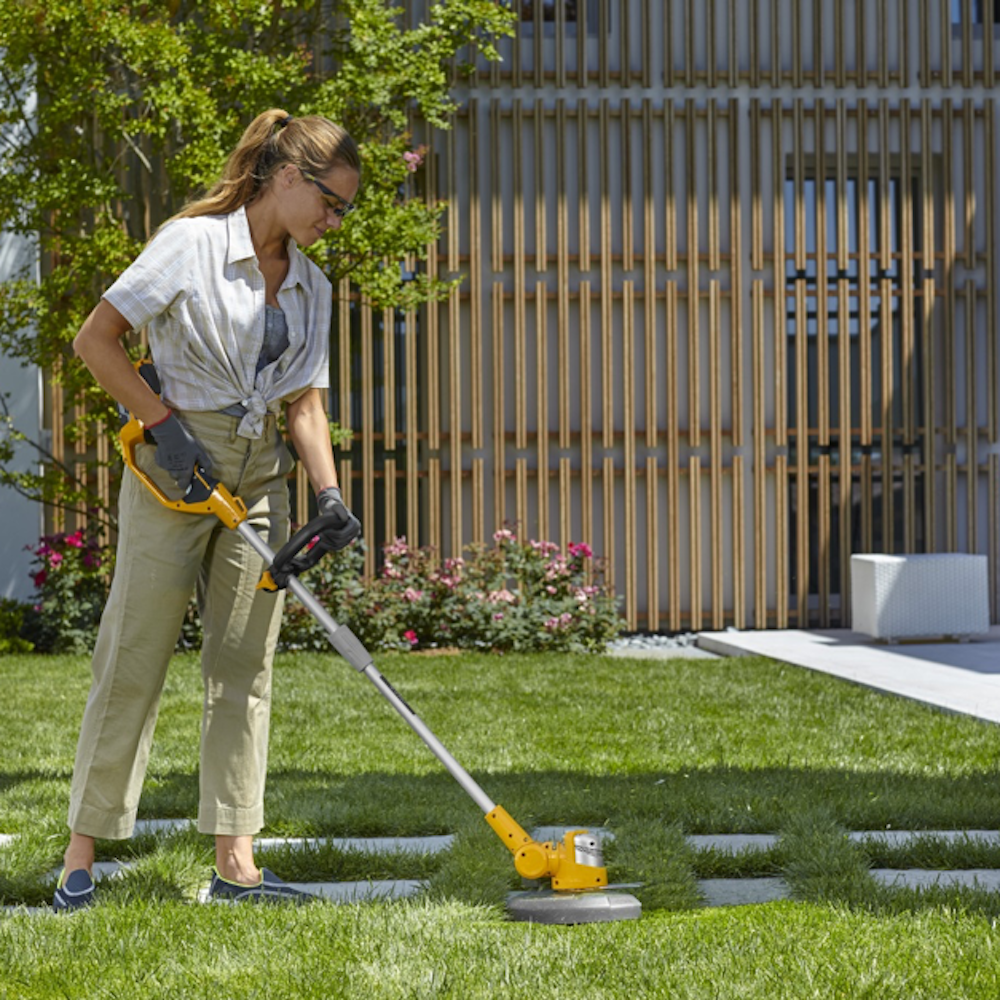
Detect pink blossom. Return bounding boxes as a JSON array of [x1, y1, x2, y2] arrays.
[[382, 560, 403, 580], [544, 557, 569, 580], [32, 569, 47, 588], [545, 612, 575, 630], [384, 536, 410, 558], [403, 587, 424, 603], [493, 612, 505, 621], [487, 588, 516, 604], [530, 540, 559, 556], [404, 629, 419, 646], [493, 528, 516, 543], [65, 530, 85, 549], [568, 541, 593, 559], [402, 145, 427, 172], [48, 552, 64, 567], [546, 585, 557, 595]]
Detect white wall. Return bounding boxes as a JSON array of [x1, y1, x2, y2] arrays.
[[0, 230, 43, 601]]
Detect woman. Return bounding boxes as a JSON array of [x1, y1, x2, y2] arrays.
[[53, 110, 361, 910]]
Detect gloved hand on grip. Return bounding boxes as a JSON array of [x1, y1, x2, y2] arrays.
[[315, 486, 362, 551], [146, 411, 212, 489]]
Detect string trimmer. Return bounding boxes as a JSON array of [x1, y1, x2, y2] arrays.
[[119, 359, 640, 924]]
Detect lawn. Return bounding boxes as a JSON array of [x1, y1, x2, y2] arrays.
[[3, 649, 1000, 998]]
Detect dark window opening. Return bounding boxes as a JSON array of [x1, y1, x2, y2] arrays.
[[784, 169, 927, 620], [951, 0, 1000, 25], [518, 0, 578, 22]]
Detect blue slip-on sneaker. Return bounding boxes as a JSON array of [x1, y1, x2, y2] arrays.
[[207, 867, 316, 904], [52, 868, 95, 913]]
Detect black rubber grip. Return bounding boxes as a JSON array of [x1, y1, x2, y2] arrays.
[[268, 512, 346, 588]]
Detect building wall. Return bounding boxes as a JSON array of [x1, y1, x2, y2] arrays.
[[0, 228, 43, 601], [355, 0, 998, 629]]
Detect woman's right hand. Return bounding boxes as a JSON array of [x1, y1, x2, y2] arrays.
[[146, 412, 212, 489]]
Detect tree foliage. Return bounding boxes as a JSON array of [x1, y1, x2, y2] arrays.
[[0, 0, 513, 525]]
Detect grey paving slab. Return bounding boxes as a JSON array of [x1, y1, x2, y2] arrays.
[[697, 626, 1000, 724], [531, 826, 615, 843], [698, 877, 793, 906], [254, 835, 454, 854], [849, 829, 1000, 847], [872, 869, 1000, 891], [194, 879, 427, 904], [133, 819, 195, 836], [607, 645, 720, 661], [688, 834, 779, 852]]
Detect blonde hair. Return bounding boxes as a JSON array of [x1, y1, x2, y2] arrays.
[[174, 109, 361, 220]]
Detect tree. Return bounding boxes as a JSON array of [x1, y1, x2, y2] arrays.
[[0, 0, 513, 529]]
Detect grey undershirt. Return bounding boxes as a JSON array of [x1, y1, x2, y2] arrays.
[[220, 305, 290, 417]]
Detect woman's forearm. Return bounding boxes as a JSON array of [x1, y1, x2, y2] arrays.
[[285, 388, 339, 494], [73, 300, 170, 426]]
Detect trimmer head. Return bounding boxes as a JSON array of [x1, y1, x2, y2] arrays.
[[507, 886, 642, 925]]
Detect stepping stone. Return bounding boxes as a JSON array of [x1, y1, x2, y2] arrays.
[[298, 879, 427, 903], [688, 834, 779, 852], [698, 877, 793, 906], [872, 868, 1000, 891], [0, 835, 15, 848], [195, 879, 427, 904], [254, 835, 454, 854], [133, 819, 195, 836], [531, 826, 615, 844], [851, 830, 1000, 847]]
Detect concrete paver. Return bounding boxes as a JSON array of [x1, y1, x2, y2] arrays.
[[872, 869, 1000, 891], [254, 835, 455, 854], [699, 877, 792, 906], [697, 626, 1000, 723]]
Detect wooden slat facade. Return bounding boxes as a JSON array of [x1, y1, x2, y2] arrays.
[[48, 0, 1000, 630]]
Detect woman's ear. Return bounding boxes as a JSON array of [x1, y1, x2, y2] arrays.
[[277, 162, 299, 189]]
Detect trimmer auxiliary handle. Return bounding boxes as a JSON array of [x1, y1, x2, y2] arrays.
[[118, 359, 610, 894]]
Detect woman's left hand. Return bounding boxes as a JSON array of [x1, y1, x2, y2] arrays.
[[314, 486, 361, 550]]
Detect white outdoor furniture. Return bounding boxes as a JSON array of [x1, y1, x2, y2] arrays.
[[850, 553, 990, 642]]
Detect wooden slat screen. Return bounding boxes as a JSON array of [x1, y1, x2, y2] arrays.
[[48, 1, 999, 630]]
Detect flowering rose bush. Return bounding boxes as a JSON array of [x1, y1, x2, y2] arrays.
[[23, 530, 115, 654], [280, 529, 625, 654]]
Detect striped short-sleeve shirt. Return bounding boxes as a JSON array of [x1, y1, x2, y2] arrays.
[[103, 205, 332, 439]]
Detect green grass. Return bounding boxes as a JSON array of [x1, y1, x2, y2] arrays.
[[3, 649, 1000, 997]]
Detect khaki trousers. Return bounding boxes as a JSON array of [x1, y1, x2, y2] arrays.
[[68, 410, 294, 839]]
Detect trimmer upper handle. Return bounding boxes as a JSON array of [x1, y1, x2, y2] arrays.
[[264, 512, 346, 590], [118, 359, 248, 530]]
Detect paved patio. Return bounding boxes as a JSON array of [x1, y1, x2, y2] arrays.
[[696, 626, 1000, 724]]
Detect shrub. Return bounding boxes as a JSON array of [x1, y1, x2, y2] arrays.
[[0, 597, 34, 655], [280, 530, 625, 654], [21, 529, 114, 655]]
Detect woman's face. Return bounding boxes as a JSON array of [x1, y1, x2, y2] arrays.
[[282, 163, 360, 247]]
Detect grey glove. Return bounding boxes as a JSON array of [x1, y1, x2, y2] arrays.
[[315, 486, 362, 551], [147, 412, 212, 489]]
